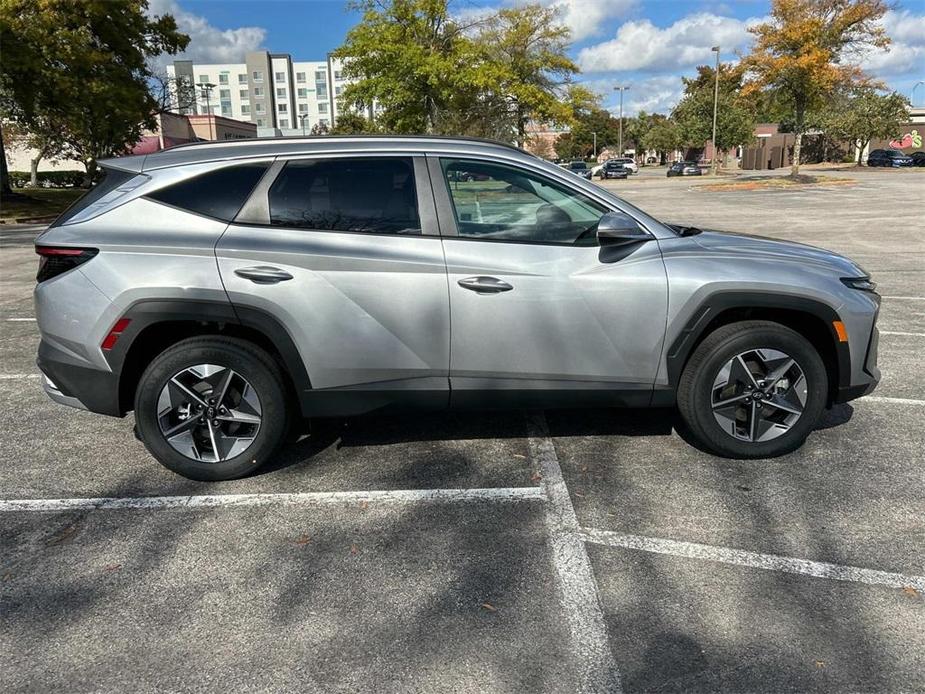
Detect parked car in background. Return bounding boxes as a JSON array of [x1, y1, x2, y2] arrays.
[[610, 158, 638, 174], [598, 161, 630, 180], [667, 161, 702, 177], [34, 135, 880, 480], [910, 151, 925, 167], [866, 149, 914, 167], [567, 160, 593, 179]]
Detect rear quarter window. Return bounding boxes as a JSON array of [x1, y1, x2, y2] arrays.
[[146, 163, 269, 221], [54, 169, 134, 226]]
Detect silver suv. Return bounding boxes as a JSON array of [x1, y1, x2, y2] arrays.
[[34, 136, 880, 480]]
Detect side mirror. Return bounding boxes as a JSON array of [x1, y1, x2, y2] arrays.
[[596, 211, 651, 245]]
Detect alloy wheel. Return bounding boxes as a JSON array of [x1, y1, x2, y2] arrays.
[[156, 364, 262, 462], [711, 349, 807, 443]]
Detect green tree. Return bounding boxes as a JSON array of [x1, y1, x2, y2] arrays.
[[743, 0, 890, 176], [673, 63, 755, 168], [472, 5, 579, 146], [334, 0, 481, 134], [0, 0, 189, 188], [331, 110, 377, 135], [640, 117, 683, 164], [569, 108, 620, 158], [821, 87, 909, 164]]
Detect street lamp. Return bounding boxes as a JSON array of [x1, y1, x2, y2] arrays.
[[196, 82, 216, 140], [299, 113, 309, 136], [613, 86, 630, 155], [710, 46, 720, 176], [592, 131, 597, 159], [912, 81, 925, 106]]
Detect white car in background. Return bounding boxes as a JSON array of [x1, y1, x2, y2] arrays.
[[611, 157, 638, 174]]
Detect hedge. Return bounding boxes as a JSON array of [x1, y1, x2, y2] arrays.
[[9, 170, 87, 188]]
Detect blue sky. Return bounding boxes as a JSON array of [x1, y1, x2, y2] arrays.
[[152, 0, 925, 115]]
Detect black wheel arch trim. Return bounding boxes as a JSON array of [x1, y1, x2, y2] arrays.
[[105, 298, 312, 415], [665, 291, 851, 394]]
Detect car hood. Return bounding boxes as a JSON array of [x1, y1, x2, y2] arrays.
[[687, 229, 867, 277]]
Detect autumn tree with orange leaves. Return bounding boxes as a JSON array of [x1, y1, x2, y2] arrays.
[[743, 0, 890, 176]]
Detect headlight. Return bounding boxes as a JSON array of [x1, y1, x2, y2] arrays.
[[841, 277, 877, 292]]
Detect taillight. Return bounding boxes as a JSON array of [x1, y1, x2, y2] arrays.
[[35, 246, 98, 283]]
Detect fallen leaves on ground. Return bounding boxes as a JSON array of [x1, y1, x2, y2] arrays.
[[481, 602, 497, 612], [294, 534, 312, 546], [902, 586, 919, 598]]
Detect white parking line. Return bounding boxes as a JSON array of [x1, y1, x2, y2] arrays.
[[880, 296, 925, 301], [581, 528, 925, 592], [879, 330, 925, 337], [527, 412, 622, 694], [0, 374, 39, 380], [861, 395, 925, 406], [3, 317, 36, 322], [0, 486, 546, 513]]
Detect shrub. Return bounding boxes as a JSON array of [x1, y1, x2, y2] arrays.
[[9, 170, 86, 188]]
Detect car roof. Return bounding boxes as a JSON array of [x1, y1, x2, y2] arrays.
[[100, 135, 538, 173]]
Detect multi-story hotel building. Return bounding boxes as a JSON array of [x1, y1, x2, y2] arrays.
[[167, 51, 356, 137]]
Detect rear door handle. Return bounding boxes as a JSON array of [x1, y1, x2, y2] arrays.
[[233, 266, 294, 284], [457, 276, 513, 294]]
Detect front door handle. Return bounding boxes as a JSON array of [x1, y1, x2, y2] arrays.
[[457, 276, 513, 294], [234, 266, 294, 284]]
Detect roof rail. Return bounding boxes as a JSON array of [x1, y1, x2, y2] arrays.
[[161, 133, 533, 156]]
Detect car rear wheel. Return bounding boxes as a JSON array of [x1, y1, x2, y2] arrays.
[[677, 321, 827, 458], [134, 336, 288, 481]]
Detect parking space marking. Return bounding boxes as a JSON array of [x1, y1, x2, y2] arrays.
[[581, 528, 925, 592], [0, 374, 39, 380], [862, 395, 925, 406], [3, 317, 35, 322], [880, 296, 925, 301], [0, 487, 546, 513], [527, 412, 622, 694], [880, 330, 925, 337]]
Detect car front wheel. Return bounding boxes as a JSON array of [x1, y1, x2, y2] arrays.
[[134, 336, 289, 481], [677, 321, 827, 458]]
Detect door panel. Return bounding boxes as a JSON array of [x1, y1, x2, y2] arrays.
[[217, 155, 450, 401], [443, 239, 668, 391]]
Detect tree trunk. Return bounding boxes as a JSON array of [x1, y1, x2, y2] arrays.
[[790, 131, 802, 176], [857, 139, 866, 166], [0, 122, 12, 197], [82, 159, 97, 188], [29, 157, 41, 187]]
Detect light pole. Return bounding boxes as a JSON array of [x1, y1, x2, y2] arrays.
[[710, 46, 720, 176], [196, 82, 216, 140], [912, 81, 925, 106], [299, 113, 309, 136], [592, 131, 597, 159], [613, 86, 629, 155]]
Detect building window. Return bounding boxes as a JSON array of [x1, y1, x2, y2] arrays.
[[275, 71, 286, 82], [254, 87, 264, 97], [276, 87, 286, 98], [252, 71, 263, 82], [334, 70, 342, 80], [241, 104, 250, 114], [315, 70, 326, 81], [219, 89, 230, 99], [318, 102, 328, 114], [255, 103, 265, 114], [238, 74, 247, 84], [221, 103, 232, 116], [198, 74, 209, 83], [316, 85, 328, 100], [219, 73, 229, 85], [257, 119, 265, 126], [277, 103, 287, 113], [239, 89, 249, 100], [280, 119, 289, 128], [298, 103, 308, 113], [335, 86, 343, 96], [319, 119, 329, 126], [297, 88, 309, 99], [296, 72, 306, 83]]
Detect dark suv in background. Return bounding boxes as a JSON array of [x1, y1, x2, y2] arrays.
[[866, 149, 914, 167]]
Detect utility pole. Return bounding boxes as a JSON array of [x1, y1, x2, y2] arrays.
[[592, 132, 597, 159], [197, 82, 216, 140], [299, 113, 309, 136], [613, 86, 629, 155], [912, 81, 925, 106], [710, 46, 720, 176]]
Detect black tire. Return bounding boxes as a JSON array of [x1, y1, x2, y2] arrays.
[[134, 336, 289, 481], [677, 321, 827, 459]]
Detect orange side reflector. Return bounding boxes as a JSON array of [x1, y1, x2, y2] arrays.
[[833, 321, 849, 343]]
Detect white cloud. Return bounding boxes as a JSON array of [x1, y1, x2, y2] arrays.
[[577, 13, 759, 73], [146, 0, 266, 70], [453, 0, 636, 43], [615, 75, 685, 116], [852, 9, 925, 80]]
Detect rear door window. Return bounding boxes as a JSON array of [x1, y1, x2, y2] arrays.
[[267, 157, 421, 235], [147, 162, 269, 221]]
